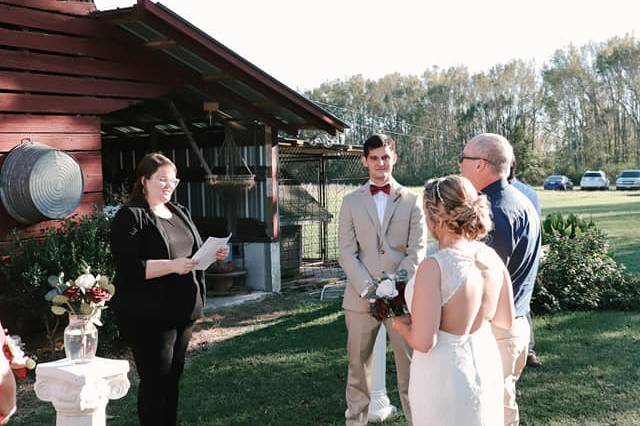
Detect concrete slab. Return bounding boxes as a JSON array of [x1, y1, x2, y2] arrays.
[[203, 292, 270, 314]]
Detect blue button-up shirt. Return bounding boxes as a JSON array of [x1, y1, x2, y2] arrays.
[[483, 179, 541, 317], [512, 178, 541, 218]]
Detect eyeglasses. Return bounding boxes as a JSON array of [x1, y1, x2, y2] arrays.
[[458, 153, 495, 166], [156, 177, 180, 188]]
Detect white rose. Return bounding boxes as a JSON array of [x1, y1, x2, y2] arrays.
[[75, 273, 96, 289], [376, 279, 398, 298]]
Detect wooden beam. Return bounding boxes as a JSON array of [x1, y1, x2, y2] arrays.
[[0, 0, 96, 16], [196, 81, 300, 136], [0, 93, 141, 115], [0, 114, 100, 133], [0, 26, 131, 62], [0, 71, 172, 99], [135, 0, 346, 135], [144, 39, 178, 49], [253, 100, 276, 108], [0, 133, 100, 152], [0, 48, 176, 83], [203, 74, 235, 82], [0, 3, 110, 38]]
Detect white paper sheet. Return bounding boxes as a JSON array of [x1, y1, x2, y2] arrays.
[[191, 234, 232, 270]]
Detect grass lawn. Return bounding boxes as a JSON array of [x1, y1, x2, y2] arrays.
[[12, 297, 640, 425], [536, 188, 640, 274], [9, 187, 639, 425]]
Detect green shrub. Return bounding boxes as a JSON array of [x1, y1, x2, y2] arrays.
[[532, 221, 639, 313], [0, 212, 119, 354], [541, 212, 595, 245]]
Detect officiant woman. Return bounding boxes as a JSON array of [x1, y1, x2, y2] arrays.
[[110, 152, 227, 426]]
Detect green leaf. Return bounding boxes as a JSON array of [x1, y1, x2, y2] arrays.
[[52, 295, 69, 305], [51, 306, 67, 315]]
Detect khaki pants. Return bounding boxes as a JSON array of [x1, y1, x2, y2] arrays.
[[492, 316, 531, 426], [344, 310, 412, 426]]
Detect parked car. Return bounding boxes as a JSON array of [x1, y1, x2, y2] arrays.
[[543, 175, 573, 190], [616, 169, 640, 190], [580, 170, 609, 190]]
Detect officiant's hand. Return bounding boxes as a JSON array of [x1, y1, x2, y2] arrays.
[[172, 258, 198, 275], [215, 247, 229, 261]]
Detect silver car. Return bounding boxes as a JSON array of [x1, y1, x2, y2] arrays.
[[616, 169, 640, 190], [580, 170, 609, 190]]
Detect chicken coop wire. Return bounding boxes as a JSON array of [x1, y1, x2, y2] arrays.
[[278, 142, 366, 284]]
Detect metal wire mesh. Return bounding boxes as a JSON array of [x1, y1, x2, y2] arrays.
[[278, 144, 366, 283]]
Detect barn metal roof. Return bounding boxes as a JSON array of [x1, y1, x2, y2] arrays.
[[96, 0, 347, 136]]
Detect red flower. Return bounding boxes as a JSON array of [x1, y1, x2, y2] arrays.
[[13, 367, 27, 380], [371, 299, 391, 321], [63, 285, 82, 301], [2, 344, 12, 363], [3, 343, 28, 381], [86, 287, 112, 303]]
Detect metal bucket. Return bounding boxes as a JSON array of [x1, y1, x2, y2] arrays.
[[0, 141, 84, 224]]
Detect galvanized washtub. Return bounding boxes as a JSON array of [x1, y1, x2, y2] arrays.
[[0, 141, 84, 224]]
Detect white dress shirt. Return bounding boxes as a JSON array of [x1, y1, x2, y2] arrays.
[[368, 179, 392, 224]]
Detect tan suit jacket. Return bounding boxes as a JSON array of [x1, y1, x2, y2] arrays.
[[339, 180, 427, 312]]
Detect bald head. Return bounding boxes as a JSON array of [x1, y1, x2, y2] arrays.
[[467, 133, 514, 178], [459, 133, 515, 191]]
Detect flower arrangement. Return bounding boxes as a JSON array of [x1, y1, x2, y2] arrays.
[[364, 270, 409, 321], [44, 262, 115, 324], [2, 332, 36, 380]]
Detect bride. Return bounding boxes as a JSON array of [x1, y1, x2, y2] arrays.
[[392, 175, 515, 425]]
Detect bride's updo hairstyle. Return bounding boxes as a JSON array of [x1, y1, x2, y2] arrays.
[[423, 175, 492, 241]]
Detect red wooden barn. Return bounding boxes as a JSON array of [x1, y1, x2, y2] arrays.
[[0, 0, 346, 292]]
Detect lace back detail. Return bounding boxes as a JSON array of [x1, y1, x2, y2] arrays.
[[430, 245, 478, 306]]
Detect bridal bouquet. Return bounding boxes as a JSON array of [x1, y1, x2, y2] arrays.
[[364, 270, 409, 321]]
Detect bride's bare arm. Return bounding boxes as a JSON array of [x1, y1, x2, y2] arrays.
[[492, 266, 515, 329], [392, 258, 441, 352]]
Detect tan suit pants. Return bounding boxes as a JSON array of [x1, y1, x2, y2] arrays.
[[344, 310, 412, 426], [492, 316, 531, 426]]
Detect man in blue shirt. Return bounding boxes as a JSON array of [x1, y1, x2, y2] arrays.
[[460, 133, 541, 426], [509, 162, 543, 369]]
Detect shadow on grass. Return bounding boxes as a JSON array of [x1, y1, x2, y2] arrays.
[[107, 301, 369, 426], [544, 203, 640, 218], [519, 311, 640, 425]]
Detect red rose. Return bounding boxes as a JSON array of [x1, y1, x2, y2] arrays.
[[86, 287, 112, 303], [371, 299, 391, 321], [63, 285, 82, 301]]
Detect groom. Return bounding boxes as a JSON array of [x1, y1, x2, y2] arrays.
[[338, 134, 426, 426]]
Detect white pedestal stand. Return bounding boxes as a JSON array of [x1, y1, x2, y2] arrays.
[[34, 357, 130, 426], [367, 324, 397, 422]]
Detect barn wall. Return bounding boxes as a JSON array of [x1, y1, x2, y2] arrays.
[[0, 114, 102, 241], [0, 0, 174, 242]]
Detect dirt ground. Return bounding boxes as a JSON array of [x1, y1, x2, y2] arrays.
[[11, 282, 342, 423]]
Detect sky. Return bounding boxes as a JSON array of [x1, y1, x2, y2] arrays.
[[94, 0, 640, 91]]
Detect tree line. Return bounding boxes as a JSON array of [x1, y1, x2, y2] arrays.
[[304, 35, 640, 186]]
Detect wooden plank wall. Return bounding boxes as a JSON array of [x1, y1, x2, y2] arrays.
[[0, 0, 175, 242], [0, 114, 102, 241]]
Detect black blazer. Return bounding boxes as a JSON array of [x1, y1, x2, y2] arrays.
[[110, 200, 206, 324]]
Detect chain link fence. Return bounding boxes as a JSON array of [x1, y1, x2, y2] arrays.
[[278, 144, 366, 284]]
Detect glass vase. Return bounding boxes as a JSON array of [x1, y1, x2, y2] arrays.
[[63, 314, 98, 363]]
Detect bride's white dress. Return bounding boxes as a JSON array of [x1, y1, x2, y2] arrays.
[[405, 242, 503, 426]]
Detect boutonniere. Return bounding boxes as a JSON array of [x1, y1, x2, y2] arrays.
[[393, 189, 405, 202]]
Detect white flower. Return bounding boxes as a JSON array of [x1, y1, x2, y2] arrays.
[[376, 279, 398, 298], [75, 273, 96, 289]]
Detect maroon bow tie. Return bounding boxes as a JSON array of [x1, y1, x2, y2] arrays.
[[370, 183, 391, 196]]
